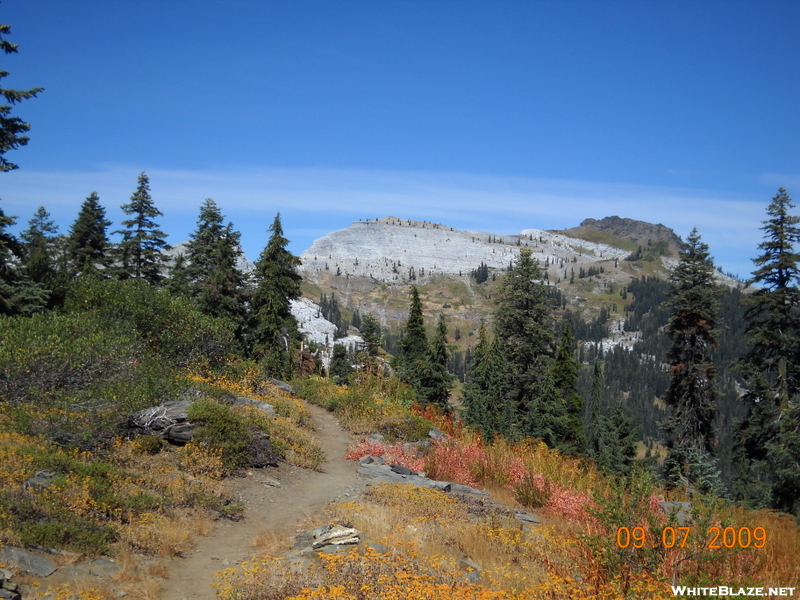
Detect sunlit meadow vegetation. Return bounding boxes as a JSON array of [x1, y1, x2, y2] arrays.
[[0, 278, 323, 563], [216, 375, 799, 599]]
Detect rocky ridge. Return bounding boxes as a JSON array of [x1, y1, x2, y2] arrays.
[[299, 216, 630, 285]]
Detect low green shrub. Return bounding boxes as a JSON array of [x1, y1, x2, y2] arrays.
[[188, 399, 252, 470]]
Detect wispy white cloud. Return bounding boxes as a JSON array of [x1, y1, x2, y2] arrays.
[[2, 164, 772, 279]]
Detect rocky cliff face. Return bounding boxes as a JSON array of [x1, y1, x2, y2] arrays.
[[298, 216, 629, 285], [562, 216, 684, 257]]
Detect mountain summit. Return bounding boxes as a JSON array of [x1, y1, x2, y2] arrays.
[[299, 216, 630, 285]]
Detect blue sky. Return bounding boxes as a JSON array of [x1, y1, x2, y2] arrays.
[[3, 0, 799, 280]]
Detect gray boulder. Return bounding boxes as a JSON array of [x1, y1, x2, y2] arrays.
[[248, 429, 278, 467], [0, 547, 56, 577], [21, 470, 56, 492], [129, 400, 191, 432], [358, 463, 488, 496], [660, 501, 692, 525], [270, 379, 295, 395], [235, 397, 276, 417], [162, 422, 196, 446]]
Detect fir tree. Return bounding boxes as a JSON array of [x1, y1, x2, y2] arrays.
[[661, 228, 722, 492], [329, 343, 353, 384], [585, 360, 638, 474], [68, 192, 112, 275], [251, 213, 302, 377], [1, 21, 44, 172], [739, 188, 800, 409], [735, 188, 800, 513], [114, 172, 169, 284], [462, 322, 513, 438], [427, 314, 454, 410], [184, 199, 247, 331], [0, 201, 47, 315], [494, 248, 553, 420], [393, 286, 451, 408], [21, 206, 57, 284], [360, 314, 382, 359], [551, 320, 585, 453]]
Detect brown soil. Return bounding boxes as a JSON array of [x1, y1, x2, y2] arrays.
[[158, 401, 359, 600]]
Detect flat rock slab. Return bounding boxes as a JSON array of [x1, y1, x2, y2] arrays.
[[358, 463, 488, 496], [0, 547, 56, 577], [660, 501, 692, 525]]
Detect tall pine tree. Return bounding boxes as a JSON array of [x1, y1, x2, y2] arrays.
[[115, 172, 169, 284], [493, 248, 554, 438], [661, 228, 722, 492], [393, 286, 452, 408], [735, 188, 800, 513], [462, 322, 513, 438], [68, 192, 111, 275], [1, 21, 43, 172], [550, 320, 585, 453], [183, 199, 247, 331], [250, 213, 302, 377]]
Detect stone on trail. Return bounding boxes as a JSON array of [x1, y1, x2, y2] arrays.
[[0, 547, 57, 577], [235, 397, 276, 416]]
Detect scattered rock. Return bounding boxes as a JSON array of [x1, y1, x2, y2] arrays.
[[21, 470, 56, 492], [248, 429, 279, 467], [358, 463, 488, 496], [358, 455, 384, 466], [515, 512, 541, 524], [261, 476, 281, 487], [0, 547, 57, 577], [129, 400, 192, 432], [235, 397, 276, 417], [660, 501, 692, 525], [459, 558, 481, 583], [428, 428, 448, 441], [389, 464, 413, 476], [444, 483, 488, 497], [162, 422, 195, 446], [269, 379, 295, 395], [88, 557, 121, 578], [368, 432, 385, 442]]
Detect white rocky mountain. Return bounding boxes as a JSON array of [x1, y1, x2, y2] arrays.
[[298, 216, 629, 284], [290, 297, 363, 370]]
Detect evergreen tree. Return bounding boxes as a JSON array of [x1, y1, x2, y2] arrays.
[[184, 199, 248, 331], [585, 360, 605, 460], [357, 313, 382, 376], [523, 370, 566, 447], [585, 360, 638, 474], [462, 322, 513, 438], [68, 192, 112, 275], [114, 172, 169, 284], [21, 206, 57, 284], [250, 213, 302, 377], [1, 21, 43, 172], [0, 201, 47, 315], [551, 320, 585, 452], [393, 286, 431, 374], [329, 343, 353, 384], [661, 228, 722, 492], [393, 286, 451, 408], [494, 248, 554, 420], [427, 314, 454, 410], [735, 188, 800, 513], [739, 188, 800, 409]]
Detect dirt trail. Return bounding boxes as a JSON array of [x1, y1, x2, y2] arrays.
[[159, 402, 359, 600]]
